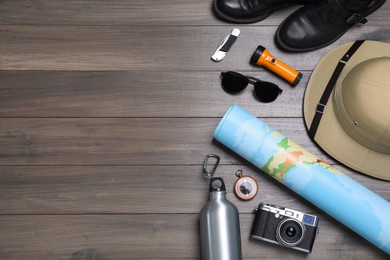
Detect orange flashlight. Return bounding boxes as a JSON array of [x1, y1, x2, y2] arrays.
[[250, 45, 302, 86]]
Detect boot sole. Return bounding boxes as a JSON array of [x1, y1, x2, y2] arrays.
[[275, 0, 386, 52], [212, 0, 284, 24], [274, 23, 352, 52]]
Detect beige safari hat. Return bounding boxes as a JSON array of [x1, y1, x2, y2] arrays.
[[304, 40, 390, 181]]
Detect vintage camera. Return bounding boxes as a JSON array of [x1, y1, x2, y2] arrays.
[[251, 203, 319, 253]]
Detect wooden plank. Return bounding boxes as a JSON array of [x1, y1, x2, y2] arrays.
[[1, 25, 389, 71], [0, 70, 307, 118], [0, 214, 388, 259], [0, 165, 388, 214], [1, 2, 389, 259], [0, 117, 333, 165], [0, 0, 388, 26]]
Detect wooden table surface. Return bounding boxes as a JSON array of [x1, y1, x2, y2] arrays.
[[0, 1, 389, 259]]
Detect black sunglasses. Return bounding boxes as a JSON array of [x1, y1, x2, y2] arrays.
[[221, 71, 283, 103]]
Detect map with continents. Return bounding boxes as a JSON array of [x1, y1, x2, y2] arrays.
[[232, 117, 390, 253]]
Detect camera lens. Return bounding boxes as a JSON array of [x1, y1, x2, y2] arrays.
[[276, 218, 305, 247], [286, 226, 296, 237]]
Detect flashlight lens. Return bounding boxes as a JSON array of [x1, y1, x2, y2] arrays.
[[254, 82, 282, 103], [221, 71, 249, 93]]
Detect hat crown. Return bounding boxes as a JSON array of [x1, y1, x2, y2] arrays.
[[334, 57, 390, 154]]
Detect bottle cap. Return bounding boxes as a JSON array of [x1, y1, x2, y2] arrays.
[[209, 177, 226, 192]]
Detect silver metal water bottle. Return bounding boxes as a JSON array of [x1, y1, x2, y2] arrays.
[[200, 177, 242, 260]]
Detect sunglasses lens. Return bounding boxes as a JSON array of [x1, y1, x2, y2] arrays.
[[254, 82, 282, 103], [221, 71, 249, 93]]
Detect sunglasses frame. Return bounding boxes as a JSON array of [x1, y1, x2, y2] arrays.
[[221, 71, 283, 103]]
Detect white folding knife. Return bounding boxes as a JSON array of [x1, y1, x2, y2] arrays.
[[211, 28, 240, 62]]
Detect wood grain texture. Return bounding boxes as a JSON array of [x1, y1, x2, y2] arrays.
[[0, 0, 388, 26], [0, 214, 388, 259], [1, 25, 389, 71], [0, 70, 306, 118], [0, 117, 333, 165], [0, 165, 388, 214], [1, 0, 390, 259]]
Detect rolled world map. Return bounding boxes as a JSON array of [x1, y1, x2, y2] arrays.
[[213, 105, 390, 254]]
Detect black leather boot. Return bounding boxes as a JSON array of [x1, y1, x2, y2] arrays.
[[213, 0, 314, 23], [275, 0, 386, 52]]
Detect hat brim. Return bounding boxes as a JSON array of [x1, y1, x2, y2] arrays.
[[304, 41, 390, 181]]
